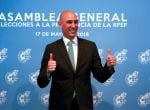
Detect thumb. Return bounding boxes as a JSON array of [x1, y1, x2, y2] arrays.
[[107, 48, 111, 57], [49, 53, 53, 61]]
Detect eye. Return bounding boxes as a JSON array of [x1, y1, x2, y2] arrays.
[[66, 20, 78, 24], [66, 20, 73, 24], [74, 20, 78, 24]]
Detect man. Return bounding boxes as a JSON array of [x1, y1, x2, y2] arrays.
[[37, 10, 116, 110]]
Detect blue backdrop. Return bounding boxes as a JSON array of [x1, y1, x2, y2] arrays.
[[0, 0, 150, 110]]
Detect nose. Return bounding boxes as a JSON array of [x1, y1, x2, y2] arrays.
[[71, 21, 78, 28], [72, 23, 75, 28]]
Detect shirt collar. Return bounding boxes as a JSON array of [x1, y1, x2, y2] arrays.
[[63, 36, 78, 46]]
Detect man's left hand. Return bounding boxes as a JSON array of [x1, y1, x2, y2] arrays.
[[106, 48, 116, 68]]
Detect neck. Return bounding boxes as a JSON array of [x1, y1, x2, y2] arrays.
[[64, 36, 76, 41]]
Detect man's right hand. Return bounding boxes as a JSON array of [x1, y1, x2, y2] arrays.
[[47, 53, 56, 73]]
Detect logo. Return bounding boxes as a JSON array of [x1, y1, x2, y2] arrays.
[[138, 49, 150, 64], [93, 91, 103, 107], [0, 48, 8, 63], [18, 48, 31, 63], [114, 49, 128, 64], [17, 91, 31, 106], [125, 71, 139, 86], [29, 70, 39, 86], [0, 90, 7, 105], [41, 93, 49, 107], [138, 92, 150, 108], [113, 92, 127, 108], [98, 49, 103, 59], [5, 70, 19, 85], [103, 77, 114, 86]]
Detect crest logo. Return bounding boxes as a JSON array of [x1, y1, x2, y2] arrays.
[[138, 49, 150, 64], [138, 92, 150, 107], [114, 49, 128, 64], [0, 48, 8, 63], [18, 48, 31, 63], [98, 49, 103, 59], [0, 90, 7, 105], [41, 93, 49, 107], [93, 91, 103, 107], [113, 92, 127, 108], [103, 77, 114, 86], [17, 91, 31, 106], [5, 70, 19, 85], [29, 70, 39, 86], [125, 71, 139, 86]]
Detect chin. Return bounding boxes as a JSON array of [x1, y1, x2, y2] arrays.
[[69, 34, 76, 38], [71, 36, 76, 38]]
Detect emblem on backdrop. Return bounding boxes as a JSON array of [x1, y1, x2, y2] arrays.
[[138, 49, 150, 64], [29, 70, 39, 86], [103, 77, 114, 86], [0, 48, 8, 63], [98, 49, 103, 59], [18, 48, 31, 63], [93, 91, 103, 107], [0, 90, 7, 105], [115, 49, 128, 64], [125, 71, 139, 86], [5, 70, 19, 85], [41, 93, 49, 107], [138, 92, 150, 108], [17, 91, 31, 106], [113, 92, 127, 108]]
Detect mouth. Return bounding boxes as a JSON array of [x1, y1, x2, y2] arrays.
[[70, 30, 76, 33], [69, 28, 77, 33]]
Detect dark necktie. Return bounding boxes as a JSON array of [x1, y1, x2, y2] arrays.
[[67, 41, 75, 70], [68, 41, 76, 97]]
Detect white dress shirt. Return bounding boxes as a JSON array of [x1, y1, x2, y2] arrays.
[[63, 36, 78, 70]]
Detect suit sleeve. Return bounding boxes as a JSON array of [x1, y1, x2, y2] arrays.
[[91, 43, 115, 83], [37, 45, 51, 88]]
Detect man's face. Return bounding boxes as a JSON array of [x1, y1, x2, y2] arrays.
[[58, 12, 78, 40]]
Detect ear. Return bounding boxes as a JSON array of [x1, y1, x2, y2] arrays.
[[58, 21, 62, 28]]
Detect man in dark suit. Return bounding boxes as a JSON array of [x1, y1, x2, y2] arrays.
[[37, 10, 116, 110]]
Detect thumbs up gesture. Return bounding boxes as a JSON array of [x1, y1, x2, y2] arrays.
[[47, 53, 56, 73], [106, 48, 116, 68]]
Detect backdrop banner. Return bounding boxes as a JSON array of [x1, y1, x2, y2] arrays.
[[0, 0, 150, 110]]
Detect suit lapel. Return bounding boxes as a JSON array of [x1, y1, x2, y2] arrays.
[[57, 39, 75, 72], [76, 38, 84, 73]]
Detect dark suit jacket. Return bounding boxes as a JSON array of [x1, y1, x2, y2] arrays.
[[37, 37, 115, 110]]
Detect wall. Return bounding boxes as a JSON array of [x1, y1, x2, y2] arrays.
[[0, 0, 150, 110]]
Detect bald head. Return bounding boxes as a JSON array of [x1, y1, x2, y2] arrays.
[[59, 10, 77, 22], [58, 10, 78, 40]]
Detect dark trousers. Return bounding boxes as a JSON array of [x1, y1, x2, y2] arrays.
[[71, 97, 79, 110]]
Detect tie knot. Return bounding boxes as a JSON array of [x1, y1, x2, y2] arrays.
[[68, 41, 73, 46]]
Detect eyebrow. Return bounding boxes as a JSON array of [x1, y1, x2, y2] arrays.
[[66, 20, 78, 23]]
